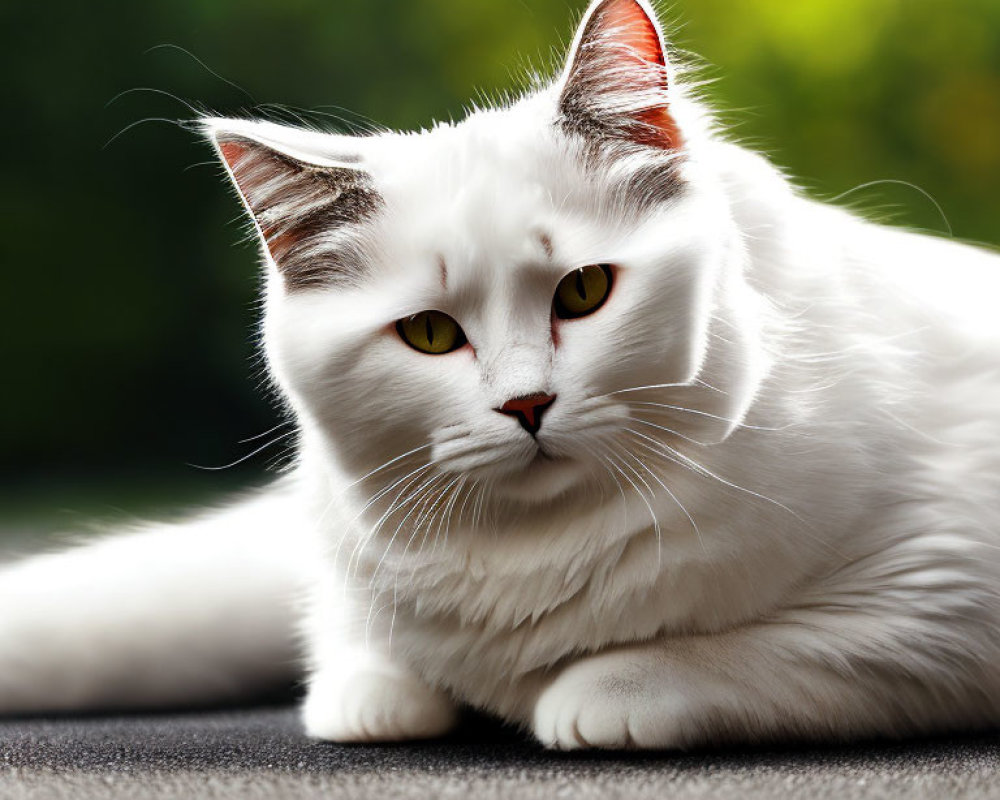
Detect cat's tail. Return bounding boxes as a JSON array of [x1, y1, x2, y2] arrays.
[[0, 479, 311, 713]]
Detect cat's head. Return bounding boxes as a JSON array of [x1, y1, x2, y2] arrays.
[[205, 0, 765, 511]]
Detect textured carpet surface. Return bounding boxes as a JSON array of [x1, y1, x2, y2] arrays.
[[2, 706, 999, 799]]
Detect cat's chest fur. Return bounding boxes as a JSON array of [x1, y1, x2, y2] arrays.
[[367, 524, 773, 717], [332, 412, 873, 716]]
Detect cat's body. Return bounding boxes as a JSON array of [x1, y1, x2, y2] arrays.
[[3, 0, 1000, 749]]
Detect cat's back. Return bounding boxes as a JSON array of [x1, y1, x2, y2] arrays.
[[845, 219, 1000, 347], [809, 202, 1000, 434], [805, 197, 1000, 513], [717, 141, 1000, 467], [713, 139, 1000, 346]]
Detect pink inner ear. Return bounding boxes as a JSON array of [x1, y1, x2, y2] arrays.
[[602, 0, 666, 69], [218, 141, 250, 172], [218, 140, 259, 201], [575, 0, 682, 151]]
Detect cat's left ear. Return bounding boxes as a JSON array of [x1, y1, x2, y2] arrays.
[[558, 0, 681, 151], [203, 118, 380, 291]]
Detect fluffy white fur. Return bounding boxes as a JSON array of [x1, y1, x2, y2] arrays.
[[3, 0, 1000, 750]]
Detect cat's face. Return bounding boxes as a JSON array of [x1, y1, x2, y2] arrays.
[[210, 0, 747, 508]]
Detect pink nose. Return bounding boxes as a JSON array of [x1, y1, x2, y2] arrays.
[[496, 393, 557, 435]]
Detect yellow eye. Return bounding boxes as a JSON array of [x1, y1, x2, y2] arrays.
[[553, 264, 613, 319], [396, 310, 467, 355]]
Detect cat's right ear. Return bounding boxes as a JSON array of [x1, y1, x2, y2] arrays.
[[558, 0, 682, 152], [203, 118, 380, 291]]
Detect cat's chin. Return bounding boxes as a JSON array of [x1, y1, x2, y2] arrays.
[[490, 451, 587, 504]]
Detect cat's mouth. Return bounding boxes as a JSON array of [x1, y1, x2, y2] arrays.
[[531, 444, 560, 463], [429, 429, 582, 501], [489, 444, 581, 502]]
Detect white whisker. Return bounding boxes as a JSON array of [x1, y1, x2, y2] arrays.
[[371, 473, 447, 584], [613, 448, 664, 567], [659, 440, 802, 521], [622, 430, 704, 555], [186, 429, 296, 471], [345, 463, 434, 581], [388, 476, 461, 650], [345, 443, 434, 490], [604, 448, 661, 566], [607, 380, 696, 395], [625, 401, 785, 432], [627, 413, 714, 447], [431, 477, 466, 556], [456, 478, 480, 527]]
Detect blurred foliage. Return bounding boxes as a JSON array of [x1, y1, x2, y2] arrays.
[[1, 0, 998, 513]]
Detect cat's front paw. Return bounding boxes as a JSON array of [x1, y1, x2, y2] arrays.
[[303, 662, 458, 743], [532, 652, 686, 750]]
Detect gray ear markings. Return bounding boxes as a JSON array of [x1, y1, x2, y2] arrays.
[[557, 0, 683, 154], [215, 135, 382, 291]]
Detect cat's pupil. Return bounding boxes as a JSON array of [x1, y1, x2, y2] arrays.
[[395, 310, 466, 355], [553, 264, 613, 320]]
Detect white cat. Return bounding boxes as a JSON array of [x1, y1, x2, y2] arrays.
[[3, 0, 1000, 750]]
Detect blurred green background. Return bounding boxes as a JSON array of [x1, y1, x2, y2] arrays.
[[2, 0, 998, 542]]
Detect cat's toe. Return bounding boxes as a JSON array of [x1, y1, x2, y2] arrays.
[[303, 666, 457, 743], [532, 655, 681, 750], [534, 683, 633, 750]]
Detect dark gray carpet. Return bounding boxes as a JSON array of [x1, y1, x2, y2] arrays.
[[2, 706, 999, 799]]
